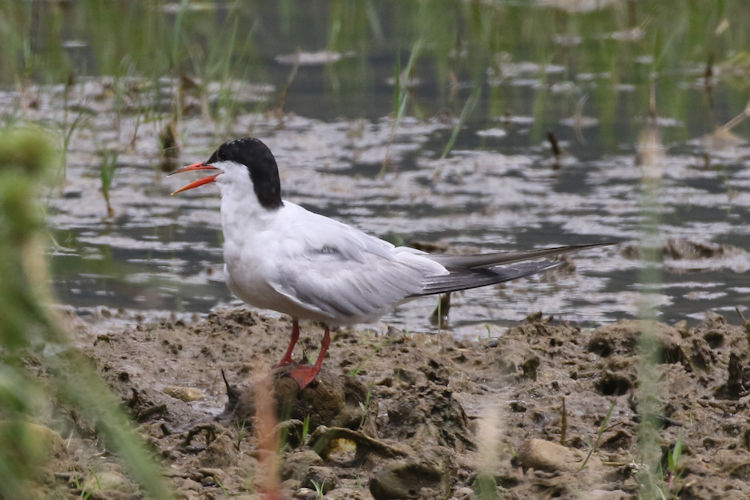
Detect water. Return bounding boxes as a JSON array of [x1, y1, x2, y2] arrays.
[[4, 1, 749, 334]]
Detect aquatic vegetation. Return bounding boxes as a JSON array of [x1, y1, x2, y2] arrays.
[[380, 37, 423, 175], [98, 148, 117, 217]]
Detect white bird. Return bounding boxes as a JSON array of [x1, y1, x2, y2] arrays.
[[171, 137, 609, 388]]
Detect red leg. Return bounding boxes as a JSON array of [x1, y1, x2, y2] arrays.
[[276, 318, 300, 367], [289, 326, 331, 389]]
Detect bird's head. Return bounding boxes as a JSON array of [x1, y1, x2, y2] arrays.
[[170, 137, 283, 209]]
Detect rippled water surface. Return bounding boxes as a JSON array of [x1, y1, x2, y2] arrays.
[[5, 1, 749, 334]]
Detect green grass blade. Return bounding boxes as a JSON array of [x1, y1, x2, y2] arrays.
[[441, 84, 482, 159]]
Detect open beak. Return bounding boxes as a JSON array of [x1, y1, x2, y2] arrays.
[[169, 162, 220, 195]]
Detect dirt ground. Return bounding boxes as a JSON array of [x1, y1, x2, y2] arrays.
[[34, 305, 750, 499]]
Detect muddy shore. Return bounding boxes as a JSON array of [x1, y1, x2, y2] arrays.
[[35, 307, 750, 498]]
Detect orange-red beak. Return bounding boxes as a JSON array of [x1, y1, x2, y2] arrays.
[[169, 162, 220, 195]]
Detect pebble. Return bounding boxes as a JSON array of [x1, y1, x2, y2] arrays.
[[294, 487, 318, 500], [369, 458, 444, 499], [515, 438, 591, 473], [281, 449, 324, 482], [305, 465, 337, 493], [0, 421, 69, 471], [450, 486, 477, 499], [163, 386, 205, 401], [82, 470, 137, 495]]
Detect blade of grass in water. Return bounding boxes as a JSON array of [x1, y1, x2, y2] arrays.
[[392, 47, 401, 118], [441, 84, 482, 159], [379, 38, 423, 177], [170, 0, 190, 71], [395, 38, 423, 124], [99, 148, 117, 217]]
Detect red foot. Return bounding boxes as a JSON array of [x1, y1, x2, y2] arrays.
[[288, 326, 330, 389], [289, 365, 321, 389]]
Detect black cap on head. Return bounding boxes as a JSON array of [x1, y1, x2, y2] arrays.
[[207, 137, 283, 209]]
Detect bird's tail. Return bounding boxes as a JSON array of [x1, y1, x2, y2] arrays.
[[412, 242, 612, 297]]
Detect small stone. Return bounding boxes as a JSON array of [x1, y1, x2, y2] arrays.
[[515, 438, 595, 473], [325, 487, 373, 499], [163, 386, 205, 402], [82, 470, 137, 496], [281, 478, 301, 493], [281, 449, 324, 482], [304, 465, 337, 493], [197, 433, 236, 469], [369, 459, 445, 499], [450, 486, 477, 499], [197, 467, 225, 480], [0, 421, 69, 472], [294, 487, 318, 500], [587, 489, 630, 500]]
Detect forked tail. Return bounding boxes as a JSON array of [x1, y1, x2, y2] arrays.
[[413, 242, 612, 297]]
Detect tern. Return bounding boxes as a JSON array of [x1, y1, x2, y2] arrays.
[[171, 137, 609, 388]]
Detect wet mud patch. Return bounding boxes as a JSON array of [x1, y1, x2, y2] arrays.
[[53, 308, 750, 498]]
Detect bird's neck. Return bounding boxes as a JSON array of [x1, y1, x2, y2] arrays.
[[220, 187, 280, 248]]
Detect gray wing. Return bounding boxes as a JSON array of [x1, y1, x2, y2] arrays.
[[267, 210, 446, 322], [271, 249, 428, 320], [412, 242, 612, 297]]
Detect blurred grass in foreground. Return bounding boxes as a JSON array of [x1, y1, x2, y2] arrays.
[[635, 124, 666, 499], [0, 126, 170, 499]]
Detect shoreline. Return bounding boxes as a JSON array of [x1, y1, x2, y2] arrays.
[[33, 307, 747, 498]]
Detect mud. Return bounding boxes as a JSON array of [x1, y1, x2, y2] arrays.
[[40, 308, 750, 498]]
